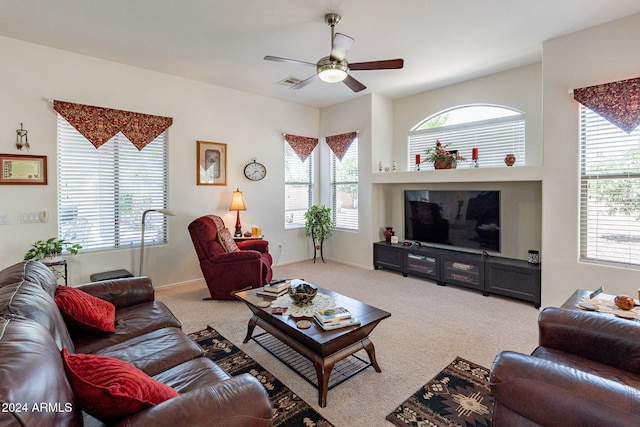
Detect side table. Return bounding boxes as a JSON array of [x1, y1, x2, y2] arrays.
[[233, 235, 264, 241], [43, 259, 68, 286]]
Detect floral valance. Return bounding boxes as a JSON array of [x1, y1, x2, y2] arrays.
[[573, 76, 640, 134], [325, 131, 357, 161], [284, 134, 319, 162], [53, 100, 173, 150]]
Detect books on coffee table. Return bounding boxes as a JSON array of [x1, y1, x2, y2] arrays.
[[257, 279, 291, 298], [314, 315, 360, 330], [314, 307, 351, 323], [313, 307, 360, 330]]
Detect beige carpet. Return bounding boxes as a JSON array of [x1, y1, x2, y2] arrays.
[[156, 261, 540, 427]]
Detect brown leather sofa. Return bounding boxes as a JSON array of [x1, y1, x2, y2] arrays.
[[490, 306, 640, 426], [0, 260, 272, 427]]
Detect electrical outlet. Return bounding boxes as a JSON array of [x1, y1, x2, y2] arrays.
[[0, 213, 10, 225]]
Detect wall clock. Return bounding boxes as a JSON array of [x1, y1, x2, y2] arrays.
[[244, 159, 267, 181]]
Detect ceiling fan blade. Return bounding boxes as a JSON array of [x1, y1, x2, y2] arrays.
[[264, 55, 316, 67], [349, 58, 404, 70], [331, 33, 354, 61], [291, 74, 319, 90], [343, 75, 366, 93]]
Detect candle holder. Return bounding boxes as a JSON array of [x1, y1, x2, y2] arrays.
[[470, 159, 479, 168], [470, 148, 479, 168]]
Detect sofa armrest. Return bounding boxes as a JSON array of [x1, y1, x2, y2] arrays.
[[112, 374, 272, 427], [75, 277, 155, 309], [538, 307, 640, 373], [236, 239, 269, 253], [490, 351, 640, 427]]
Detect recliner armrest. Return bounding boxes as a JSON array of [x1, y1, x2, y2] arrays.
[[236, 239, 269, 253], [208, 250, 262, 263], [75, 277, 155, 309], [490, 351, 640, 427], [538, 307, 640, 373], [112, 374, 272, 427]]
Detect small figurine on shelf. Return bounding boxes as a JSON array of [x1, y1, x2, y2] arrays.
[[415, 154, 421, 171]]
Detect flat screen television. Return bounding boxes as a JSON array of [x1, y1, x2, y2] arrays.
[[404, 190, 500, 252]]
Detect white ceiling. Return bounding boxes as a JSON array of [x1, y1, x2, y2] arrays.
[[2, 0, 640, 108]]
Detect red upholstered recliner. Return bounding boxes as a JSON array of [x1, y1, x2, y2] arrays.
[[189, 215, 273, 300]]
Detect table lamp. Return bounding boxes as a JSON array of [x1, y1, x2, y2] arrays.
[[229, 188, 246, 237], [139, 208, 175, 276]]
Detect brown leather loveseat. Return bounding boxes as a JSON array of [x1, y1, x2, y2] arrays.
[[0, 260, 272, 427], [490, 306, 640, 426]]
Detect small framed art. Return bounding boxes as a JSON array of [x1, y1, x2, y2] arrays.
[[197, 141, 227, 186], [0, 153, 47, 185]]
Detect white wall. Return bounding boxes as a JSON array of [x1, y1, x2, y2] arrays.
[[318, 95, 376, 268], [541, 13, 640, 307], [0, 36, 318, 286]]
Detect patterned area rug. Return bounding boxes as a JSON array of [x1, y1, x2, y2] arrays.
[[189, 326, 334, 427], [387, 357, 493, 427]]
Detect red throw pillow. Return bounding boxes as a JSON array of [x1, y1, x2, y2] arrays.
[[54, 285, 116, 334], [61, 349, 179, 423]]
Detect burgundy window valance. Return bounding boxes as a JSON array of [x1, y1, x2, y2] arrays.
[[284, 134, 319, 162], [573, 76, 640, 134], [53, 100, 173, 150], [325, 131, 358, 161]]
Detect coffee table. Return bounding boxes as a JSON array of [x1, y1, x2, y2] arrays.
[[235, 286, 391, 407]]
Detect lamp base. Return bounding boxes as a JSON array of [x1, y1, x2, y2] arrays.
[[234, 210, 243, 237]]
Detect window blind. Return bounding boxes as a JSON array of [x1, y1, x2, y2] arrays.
[[409, 114, 525, 169], [331, 139, 358, 230], [284, 142, 313, 229], [57, 115, 169, 252], [579, 105, 640, 267]]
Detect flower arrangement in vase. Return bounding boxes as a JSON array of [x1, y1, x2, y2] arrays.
[[424, 140, 465, 169]]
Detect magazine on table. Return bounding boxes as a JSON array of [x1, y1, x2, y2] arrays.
[[314, 307, 352, 324], [314, 316, 360, 330]]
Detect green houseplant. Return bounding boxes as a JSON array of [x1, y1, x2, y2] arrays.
[[304, 205, 334, 263], [24, 237, 82, 262]]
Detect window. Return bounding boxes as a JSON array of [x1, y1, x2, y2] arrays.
[[57, 115, 169, 252], [409, 104, 525, 169], [331, 138, 358, 230], [580, 105, 640, 267], [284, 142, 313, 229]]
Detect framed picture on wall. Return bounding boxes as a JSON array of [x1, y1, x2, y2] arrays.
[[0, 153, 47, 185], [197, 141, 227, 186]]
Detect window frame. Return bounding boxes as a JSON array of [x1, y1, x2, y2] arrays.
[[330, 138, 359, 231], [408, 104, 525, 169], [579, 105, 640, 268], [57, 115, 169, 253], [284, 141, 314, 230]]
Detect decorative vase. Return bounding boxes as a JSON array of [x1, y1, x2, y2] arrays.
[[434, 159, 455, 169], [384, 227, 394, 244], [504, 153, 516, 167]]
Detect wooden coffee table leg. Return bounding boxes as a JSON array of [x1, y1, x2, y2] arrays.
[[362, 338, 382, 373], [313, 360, 335, 408], [242, 315, 259, 343]]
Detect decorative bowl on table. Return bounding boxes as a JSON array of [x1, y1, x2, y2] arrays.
[[287, 280, 318, 307]]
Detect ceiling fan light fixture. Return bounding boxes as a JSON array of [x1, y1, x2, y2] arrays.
[[317, 57, 349, 83]]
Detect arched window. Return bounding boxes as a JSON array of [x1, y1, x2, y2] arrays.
[[408, 104, 525, 169]]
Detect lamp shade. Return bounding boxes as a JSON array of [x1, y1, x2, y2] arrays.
[[229, 188, 246, 211]]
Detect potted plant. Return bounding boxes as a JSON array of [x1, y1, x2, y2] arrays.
[[24, 237, 82, 262], [424, 139, 465, 169], [304, 205, 334, 263]]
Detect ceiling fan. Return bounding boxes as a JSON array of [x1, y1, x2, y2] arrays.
[[265, 13, 404, 93]]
